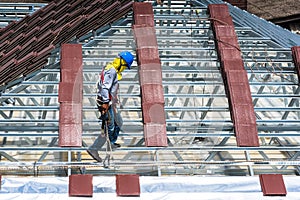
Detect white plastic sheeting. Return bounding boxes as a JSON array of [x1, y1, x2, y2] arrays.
[[0, 176, 299, 199]]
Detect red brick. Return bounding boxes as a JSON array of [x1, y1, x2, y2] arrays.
[[116, 174, 140, 196], [144, 123, 168, 147], [142, 103, 166, 124], [259, 174, 287, 196], [69, 174, 93, 197]]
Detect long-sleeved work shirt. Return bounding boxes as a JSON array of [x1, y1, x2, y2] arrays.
[[97, 64, 119, 104]]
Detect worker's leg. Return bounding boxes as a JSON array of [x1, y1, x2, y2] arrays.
[[87, 129, 105, 162], [107, 105, 115, 142], [89, 133, 106, 151], [110, 122, 120, 144], [107, 106, 121, 145]]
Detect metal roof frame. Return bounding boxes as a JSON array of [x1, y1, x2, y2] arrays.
[[0, 0, 300, 176]]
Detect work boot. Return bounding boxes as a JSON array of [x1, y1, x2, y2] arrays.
[[111, 143, 121, 148], [87, 150, 102, 162]]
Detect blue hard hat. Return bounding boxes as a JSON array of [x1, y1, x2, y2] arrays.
[[119, 51, 134, 69]]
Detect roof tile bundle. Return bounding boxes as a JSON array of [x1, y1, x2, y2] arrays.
[[116, 174, 140, 197], [0, 0, 133, 86], [69, 174, 93, 197], [291, 46, 300, 84], [259, 174, 287, 196], [58, 44, 83, 147], [209, 4, 259, 147], [133, 2, 167, 147]]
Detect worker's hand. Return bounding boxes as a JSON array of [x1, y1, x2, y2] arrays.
[[101, 103, 109, 115], [99, 103, 109, 121]]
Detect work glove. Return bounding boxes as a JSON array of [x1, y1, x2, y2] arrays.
[[101, 103, 109, 114], [99, 103, 109, 121]]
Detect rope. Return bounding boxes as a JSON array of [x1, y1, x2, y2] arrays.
[[103, 119, 113, 168], [245, 46, 296, 84]]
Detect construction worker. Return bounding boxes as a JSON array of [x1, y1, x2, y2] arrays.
[[87, 51, 134, 162]]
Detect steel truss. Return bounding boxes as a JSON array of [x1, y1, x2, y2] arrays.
[[0, 0, 300, 176]]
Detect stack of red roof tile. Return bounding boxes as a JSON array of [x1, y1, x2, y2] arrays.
[[291, 46, 300, 84], [0, 0, 133, 86], [223, 0, 247, 10], [209, 4, 259, 147], [116, 174, 140, 196], [259, 174, 287, 196], [133, 2, 167, 147], [58, 44, 83, 147]]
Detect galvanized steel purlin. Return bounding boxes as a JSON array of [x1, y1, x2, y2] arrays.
[[133, 2, 168, 147], [0, 0, 133, 86], [208, 4, 259, 147]]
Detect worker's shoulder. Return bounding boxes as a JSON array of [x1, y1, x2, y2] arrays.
[[104, 64, 117, 75], [105, 63, 115, 70]]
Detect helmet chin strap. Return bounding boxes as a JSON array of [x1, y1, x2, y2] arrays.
[[117, 58, 122, 72]]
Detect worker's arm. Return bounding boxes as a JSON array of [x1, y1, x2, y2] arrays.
[[97, 68, 117, 114], [99, 69, 113, 103]]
